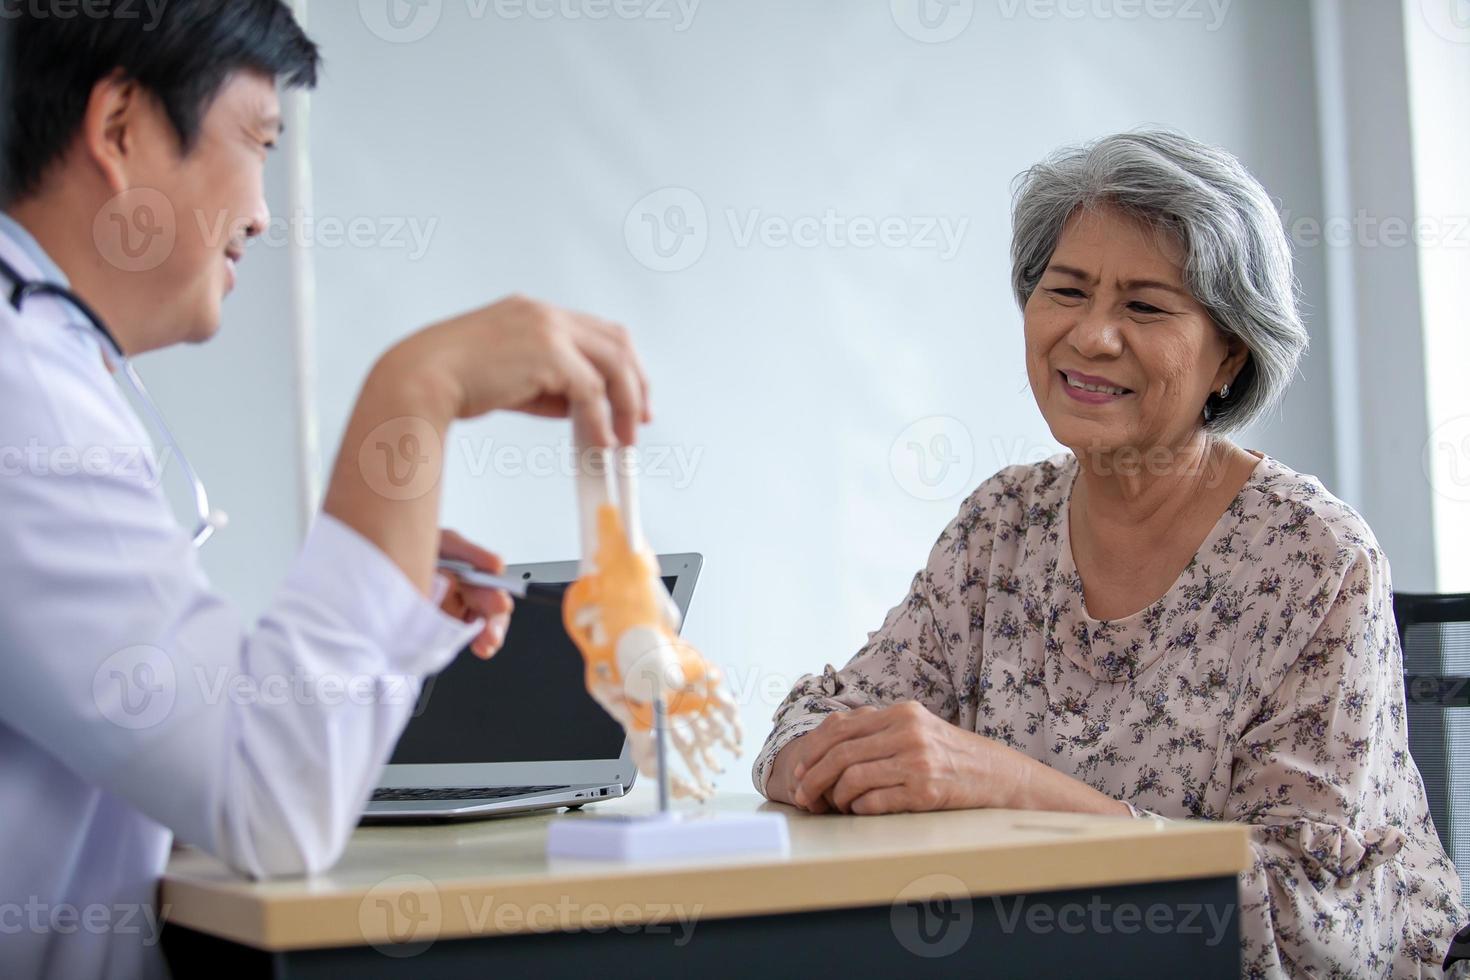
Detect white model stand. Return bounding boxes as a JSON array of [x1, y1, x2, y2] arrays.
[[547, 699, 789, 861]]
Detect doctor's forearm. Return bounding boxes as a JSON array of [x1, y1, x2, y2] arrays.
[[322, 354, 458, 597]]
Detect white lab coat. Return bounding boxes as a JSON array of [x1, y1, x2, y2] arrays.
[[0, 218, 480, 979]]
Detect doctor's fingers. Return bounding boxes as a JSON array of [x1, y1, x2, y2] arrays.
[[458, 590, 513, 659], [438, 529, 505, 574], [561, 316, 648, 447], [567, 312, 652, 427]]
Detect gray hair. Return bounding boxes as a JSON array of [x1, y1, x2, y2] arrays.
[[1010, 129, 1307, 433]]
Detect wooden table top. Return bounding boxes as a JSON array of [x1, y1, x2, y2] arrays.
[[160, 791, 1251, 951]]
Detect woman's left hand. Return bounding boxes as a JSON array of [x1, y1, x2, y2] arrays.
[[791, 701, 1029, 815]]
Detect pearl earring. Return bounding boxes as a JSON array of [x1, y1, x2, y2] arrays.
[[1219, 383, 1231, 399]]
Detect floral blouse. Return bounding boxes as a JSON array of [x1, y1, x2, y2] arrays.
[[753, 452, 1466, 978]]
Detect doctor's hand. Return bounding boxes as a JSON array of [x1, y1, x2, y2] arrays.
[[379, 295, 651, 448], [437, 529, 514, 660], [324, 294, 652, 600]]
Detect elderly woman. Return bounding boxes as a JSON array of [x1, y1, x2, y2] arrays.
[[754, 130, 1466, 978]]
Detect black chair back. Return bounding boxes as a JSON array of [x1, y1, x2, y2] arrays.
[[1395, 591, 1470, 905]]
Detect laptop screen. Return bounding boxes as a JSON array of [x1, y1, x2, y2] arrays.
[[387, 575, 679, 765]]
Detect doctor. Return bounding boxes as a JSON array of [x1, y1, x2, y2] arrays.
[[0, 5, 650, 979]]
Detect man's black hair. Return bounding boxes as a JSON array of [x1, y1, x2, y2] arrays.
[[0, 0, 320, 204]]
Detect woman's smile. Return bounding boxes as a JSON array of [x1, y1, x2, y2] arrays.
[[1058, 368, 1133, 405]]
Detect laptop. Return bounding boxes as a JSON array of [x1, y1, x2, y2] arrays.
[[362, 553, 703, 822]]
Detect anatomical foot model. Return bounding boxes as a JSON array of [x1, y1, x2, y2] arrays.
[[562, 444, 740, 802]]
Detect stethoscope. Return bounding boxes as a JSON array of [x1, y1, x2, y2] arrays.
[[0, 251, 227, 548]]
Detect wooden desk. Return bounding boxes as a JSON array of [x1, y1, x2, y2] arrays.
[[160, 792, 1250, 978]]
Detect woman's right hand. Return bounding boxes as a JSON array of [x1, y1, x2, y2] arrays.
[[379, 294, 651, 447]]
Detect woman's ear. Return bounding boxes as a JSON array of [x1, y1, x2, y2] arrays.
[[1214, 331, 1250, 392]]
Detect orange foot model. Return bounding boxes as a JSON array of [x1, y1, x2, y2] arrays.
[[562, 445, 740, 800]]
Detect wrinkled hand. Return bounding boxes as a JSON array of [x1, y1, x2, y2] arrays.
[[437, 529, 514, 660], [788, 702, 1025, 815]]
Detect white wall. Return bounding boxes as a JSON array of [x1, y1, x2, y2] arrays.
[[1404, 1, 1470, 592], [285, 0, 1332, 769], [1308, 0, 1438, 593]]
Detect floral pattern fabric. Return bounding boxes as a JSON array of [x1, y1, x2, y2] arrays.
[[753, 452, 1467, 978]]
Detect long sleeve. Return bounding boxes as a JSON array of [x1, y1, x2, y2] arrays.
[[751, 484, 993, 795], [0, 299, 481, 881], [1224, 544, 1466, 978]]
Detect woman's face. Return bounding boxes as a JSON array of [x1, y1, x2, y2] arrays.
[[1023, 205, 1246, 460]]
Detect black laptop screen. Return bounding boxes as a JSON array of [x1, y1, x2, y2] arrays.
[[387, 576, 679, 765]]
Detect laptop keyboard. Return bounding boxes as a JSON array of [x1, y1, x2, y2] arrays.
[[371, 784, 570, 803]]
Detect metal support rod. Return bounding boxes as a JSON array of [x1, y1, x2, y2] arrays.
[[654, 695, 670, 814]]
